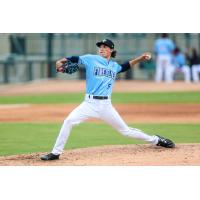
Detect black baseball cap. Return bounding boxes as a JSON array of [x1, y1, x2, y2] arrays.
[[96, 39, 115, 49]]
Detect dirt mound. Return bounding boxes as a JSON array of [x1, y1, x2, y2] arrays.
[[0, 144, 199, 166]]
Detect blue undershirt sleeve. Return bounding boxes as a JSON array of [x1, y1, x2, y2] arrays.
[[118, 61, 131, 73], [66, 56, 79, 63]]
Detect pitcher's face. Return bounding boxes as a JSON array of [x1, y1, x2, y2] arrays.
[[98, 44, 112, 59]]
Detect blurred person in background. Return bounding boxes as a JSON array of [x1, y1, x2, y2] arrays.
[[185, 47, 193, 82], [154, 33, 175, 83], [170, 47, 191, 83], [187, 48, 200, 83]]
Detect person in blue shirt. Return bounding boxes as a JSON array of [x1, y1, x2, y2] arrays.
[[154, 33, 175, 83], [171, 47, 191, 83], [41, 39, 175, 161]]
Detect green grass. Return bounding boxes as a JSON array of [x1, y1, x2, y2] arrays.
[[0, 91, 199, 156], [0, 91, 200, 104], [0, 122, 200, 156]]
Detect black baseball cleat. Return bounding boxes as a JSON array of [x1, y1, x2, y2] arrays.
[[156, 135, 175, 148], [41, 153, 60, 161]]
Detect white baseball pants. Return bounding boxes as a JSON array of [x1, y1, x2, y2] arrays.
[[172, 65, 191, 83], [52, 95, 158, 155], [155, 54, 173, 83], [192, 64, 200, 82]]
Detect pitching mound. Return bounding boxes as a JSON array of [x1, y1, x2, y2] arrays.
[[0, 144, 200, 166]]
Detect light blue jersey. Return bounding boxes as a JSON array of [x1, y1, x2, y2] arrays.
[[78, 54, 122, 96], [172, 53, 186, 68], [154, 38, 175, 55]]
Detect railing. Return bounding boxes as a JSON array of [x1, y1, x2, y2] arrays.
[[1, 33, 200, 84], [0, 56, 48, 83], [0, 55, 156, 84]]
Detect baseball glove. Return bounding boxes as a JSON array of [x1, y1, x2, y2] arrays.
[[57, 60, 80, 74]]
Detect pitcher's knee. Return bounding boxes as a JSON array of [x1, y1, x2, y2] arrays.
[[63, 118, 75, 127], [63, 116, 81, 127]]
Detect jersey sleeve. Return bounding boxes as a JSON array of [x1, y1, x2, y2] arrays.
[[169, 40, 175, 51], [78, 54, 93, 68]]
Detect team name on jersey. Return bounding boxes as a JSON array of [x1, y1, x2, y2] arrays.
[[93, 67, 116, 79]]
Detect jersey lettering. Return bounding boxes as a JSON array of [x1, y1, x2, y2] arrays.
[[94, 67, 116, 80]]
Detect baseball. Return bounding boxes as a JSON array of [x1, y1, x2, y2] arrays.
[[145, 53, 151, 60]]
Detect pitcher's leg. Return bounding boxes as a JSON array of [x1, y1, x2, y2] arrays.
[[51, 117, 76, 155], [100, 105, 158, 145], [52, 101, 99, 155]]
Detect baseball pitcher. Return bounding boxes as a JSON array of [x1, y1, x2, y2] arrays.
[[41, 39, 175, 161]]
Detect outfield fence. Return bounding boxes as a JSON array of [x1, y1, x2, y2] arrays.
[[0, 33, 199, 84]]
